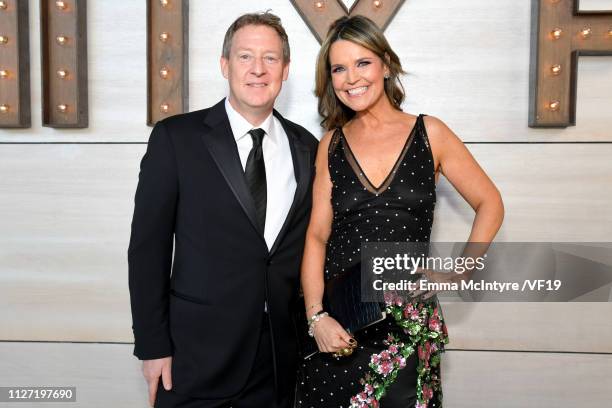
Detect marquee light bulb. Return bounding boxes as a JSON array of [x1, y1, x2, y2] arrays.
[[57, 69, 68, 79], [0, 104, 9, 113], [580, 27, 592, 39], [551, 64, 561, 75], [159, 67, 169, 79], [548, 101, 560, 111], [551, 28, 562, 40], [160, 103, 170, 113], [0, 69, 8, 79], [56, 35, 68, 45], [57, 104, 68, 113], [159, 32, 169, 42]]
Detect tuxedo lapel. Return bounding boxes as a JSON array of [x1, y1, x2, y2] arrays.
[[200, 99, 265, 241], [269, 110, 312, 256]]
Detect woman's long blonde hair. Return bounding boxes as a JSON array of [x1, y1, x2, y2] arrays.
[[315, 15, 406, 130]]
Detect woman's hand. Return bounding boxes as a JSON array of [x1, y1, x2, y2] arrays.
[[312, 315, 355, 354], [409, 268, 460, 300]]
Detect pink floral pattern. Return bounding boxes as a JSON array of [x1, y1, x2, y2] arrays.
[[349, 293, 449, 408]]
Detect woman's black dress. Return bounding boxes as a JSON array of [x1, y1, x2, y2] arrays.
[[296, 114, 446, 408]]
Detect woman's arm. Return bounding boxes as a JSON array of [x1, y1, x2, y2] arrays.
[[425, 115, 505, 243], [301, 131, 334, 318], [300, 130, 354, 352], [413, 116, 505, 293]]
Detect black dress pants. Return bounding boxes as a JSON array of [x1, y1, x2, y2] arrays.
[[155, 314, 292, 408]]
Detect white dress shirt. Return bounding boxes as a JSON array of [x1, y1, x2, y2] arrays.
[[224, 97, 297, 250]]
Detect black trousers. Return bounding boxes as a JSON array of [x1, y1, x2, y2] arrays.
[[155, 314, 292, 408]]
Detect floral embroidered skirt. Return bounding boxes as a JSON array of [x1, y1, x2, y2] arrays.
[[296, 296, 448, 408]]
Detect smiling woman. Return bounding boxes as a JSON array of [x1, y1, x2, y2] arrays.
[[297, 15, 504, 408]]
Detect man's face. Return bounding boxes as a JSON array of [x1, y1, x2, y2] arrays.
[[221, 25, 289, 116]]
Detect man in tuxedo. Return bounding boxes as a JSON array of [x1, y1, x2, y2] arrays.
[[128, 12, 317, 408]]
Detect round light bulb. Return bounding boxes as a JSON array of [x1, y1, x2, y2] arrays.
[[0, 69, 8, 78], [551, 64, 562, 75], [160, 103, 170, 113], [56, 69, 68, 79], [551, 28, 562, 40], [0, 104, 9, 113], [373, 0, 382, 8], [608, 28, 612, 37], [0, 35, 8, 45], [159, 32, 169, 42], [160, 0, 169, 7], [57, 104, 68, 113], [159, 67, 169, 79], [55, 0, 66, 10], [56, 35, 67, 45], [314, 1, 324, 9], [548, 101, 560, 111], [0, 1, 7, 10], [580, 27, 592, 39]]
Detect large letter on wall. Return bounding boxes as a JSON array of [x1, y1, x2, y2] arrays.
[[40, 0, 88, 128], [0, 0, 30, 128], [292, 0, 404, 44], [529, 0, 612, 127], [147, 0, 189, 126]]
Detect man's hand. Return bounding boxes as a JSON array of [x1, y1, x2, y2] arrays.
[[142, 356, 172, 407]]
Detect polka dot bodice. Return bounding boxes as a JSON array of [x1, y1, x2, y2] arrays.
[[324, 114, 436, 282]]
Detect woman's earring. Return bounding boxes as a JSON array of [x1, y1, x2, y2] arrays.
[[384, 73, 390, 79]]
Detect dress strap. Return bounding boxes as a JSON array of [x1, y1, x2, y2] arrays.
[[328, 128, 342, 159], [418, 114, 432, 152]]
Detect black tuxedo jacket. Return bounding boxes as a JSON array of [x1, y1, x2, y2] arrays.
[[128, 98, 318, 399]]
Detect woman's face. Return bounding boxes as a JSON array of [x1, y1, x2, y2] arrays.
[[328, 39, 389, 113]]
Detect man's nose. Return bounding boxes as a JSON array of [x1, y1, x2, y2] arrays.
[[251, 57, 266, 76]]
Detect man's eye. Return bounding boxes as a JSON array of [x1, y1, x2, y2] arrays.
[[265, 56, 278, 63], [239, 54, 251, 61]]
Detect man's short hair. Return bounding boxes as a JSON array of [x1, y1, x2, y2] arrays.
[[222, 11, 290, 63]]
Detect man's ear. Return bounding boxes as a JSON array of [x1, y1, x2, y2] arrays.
[[220, 56, 229, 79], [282, 60, 290, 81]]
